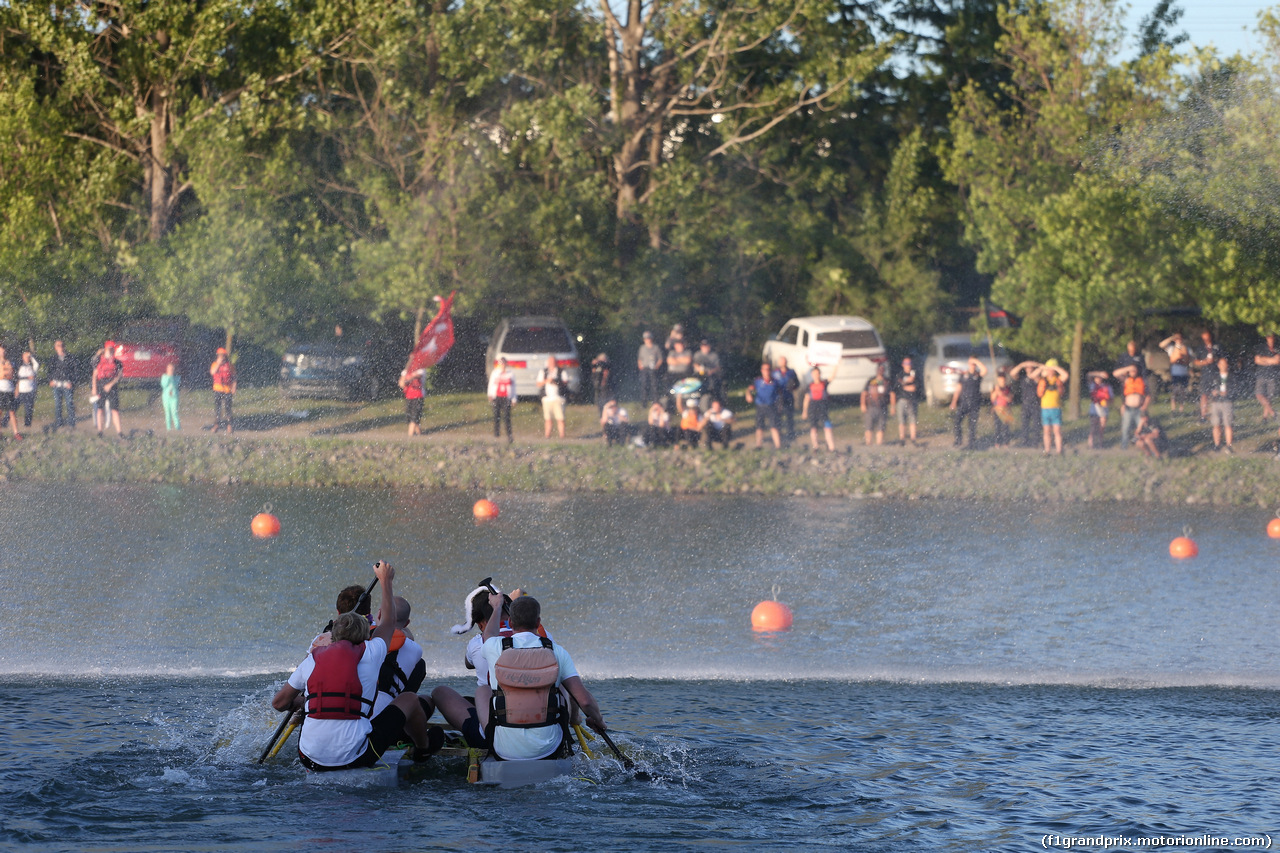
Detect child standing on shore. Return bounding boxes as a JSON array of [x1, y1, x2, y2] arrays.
[[160, 362, 180, 431]]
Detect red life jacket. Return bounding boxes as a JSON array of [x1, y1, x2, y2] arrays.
[[809, 380, 827, 402], [95, 356, 118, 382], [494, 373, 513, 398], [305, 640, 372, 720]]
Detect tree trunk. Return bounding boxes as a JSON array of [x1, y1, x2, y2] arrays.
[[607, 0, 648, 264], [148, 88, 171, 242], [1067, 319, 1084, 421]]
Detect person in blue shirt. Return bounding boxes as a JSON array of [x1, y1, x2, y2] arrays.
[[745, 362, 782, 448], [772, 356, 800, 443]]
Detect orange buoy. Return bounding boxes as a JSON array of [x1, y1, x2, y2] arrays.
[[251, 510, 281, 539], [1169, 536, 1198, 559], [1268, 517, 1280, 539], [473, 499, 500, 520], [751, 600, 793, 632]]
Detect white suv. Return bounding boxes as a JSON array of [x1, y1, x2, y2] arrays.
[[485, 316, 582, 399], [761, 316, 887, 396]]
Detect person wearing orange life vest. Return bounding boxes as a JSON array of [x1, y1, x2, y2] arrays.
[[91, 341, 124, 437], [1033, 359, 1070, 455], [210, 348, 236, 434], [477, 594, 605, 760], [371, 596, 428, 726], [1112, 363, 1149, 450], [272, 561, 442, 769]]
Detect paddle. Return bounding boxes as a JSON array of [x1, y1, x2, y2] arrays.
[[257, 575, 379, 764], [598, 728, 652, 781]]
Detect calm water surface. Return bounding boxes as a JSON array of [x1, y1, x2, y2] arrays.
[[1, 485, 1277, 851]]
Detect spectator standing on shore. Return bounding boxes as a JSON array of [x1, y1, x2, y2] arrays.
[[637, 332, 662, 407], [802, 365, 836, 452], [0, 345, 19, 440], [893, 357, 921, 445], [47, 340, 76, 430], [1085, 371, 1112, 450], [745, 362, 782, 449], [91, 341, 123, 437], [1035, 359, 1070, 455], [1010, 361, 1042, 447], [399, 365, 427, 437], [1253, 333, 1279, 421], [700, 398, 733, 449], [773, 356, 800, 443], [537, 355, 567, 439], [1208, 357, 1235, 453], [210, 347, 236, 434], [666, 338, 692, 394], [160, 362, 181, 431], [487, 357, 516, 443], [16, 350, 39, 429], [1116, 340, 1146, 379], [1112, 364, 1148, 450], [1192, 330, 1222, 422], [692, 339, 723, 403], [664, 324, 685, 354], [862, 363, 892, 446], [991, 370, 1015, 449], [949, 356, 986, 449], [1159, 332, 1190, 413], [589, 353, 611, 414]]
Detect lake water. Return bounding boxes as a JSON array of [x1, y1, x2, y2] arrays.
[[1, 485, 1277, 851]]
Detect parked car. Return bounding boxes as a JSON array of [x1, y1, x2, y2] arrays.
[[761, 316, 886, 397], [922, 333, 1013, 405], [484, 317, 582, 399], [115, 318, 186, 385], [280, 342, 383, 400]]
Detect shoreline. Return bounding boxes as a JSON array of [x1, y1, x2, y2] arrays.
[[4, 430, 1278, 507]]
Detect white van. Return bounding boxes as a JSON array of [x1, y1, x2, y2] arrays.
[[761, 316, 887, 397], [485, 317, 582, 399]]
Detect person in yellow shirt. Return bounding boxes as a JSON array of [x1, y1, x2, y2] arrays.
[[1034, 359, 1070, 455]]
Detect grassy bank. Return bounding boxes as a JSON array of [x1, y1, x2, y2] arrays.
[[2, 386, 1278, 507]]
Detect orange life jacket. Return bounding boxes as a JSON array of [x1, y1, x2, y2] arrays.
[[305, 640, 372, 720], [1123, 375, 1146, 398], [487, 637, 570, 746], [211, 361, 235, 393]]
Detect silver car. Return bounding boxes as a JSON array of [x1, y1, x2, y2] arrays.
[[485, 317, 582, 399], [923, 333, 1012, 406]]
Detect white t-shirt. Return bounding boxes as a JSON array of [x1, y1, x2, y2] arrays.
[[537, 368, 563, 401], [466, 634, 488, 687], [287, 637, 388, 767], [1164, 343, 1189, 377], [482, 632, 578, 760], [17, 360, 38, 394], [371, 635, 424, 717]]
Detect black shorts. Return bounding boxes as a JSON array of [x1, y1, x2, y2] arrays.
[[0, 391, 13, 412], [459, 706, 487, 749], [755, 404, 779, 431], [94, 387, 120, 410], [299, 705, 410, 772], [406, 396, 424, 424]]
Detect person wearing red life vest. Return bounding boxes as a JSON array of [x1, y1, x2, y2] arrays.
[[487, 357, 516, 442], [210, 348, 236, 434], [272, 561, 441, 769], [399, 366, 427, 436], [91, 341, 124, 437]]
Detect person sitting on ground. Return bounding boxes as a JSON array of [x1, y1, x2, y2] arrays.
[[272, 561, 442, 769], [678, 397, 701, 447], [481, 594, 606, 760], [1133, 412, 1168, 459], [801, 365, 836, 452], [644, 400, 675, 448], [700, 398, 734, 449], [600, 398, 629, 447]]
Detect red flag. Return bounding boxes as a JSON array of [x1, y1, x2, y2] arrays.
[[405, 291, 456, 373]]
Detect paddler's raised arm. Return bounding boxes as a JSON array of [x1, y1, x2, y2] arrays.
[[482, 592, 505, 641], [371, 561, 396, 646]]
